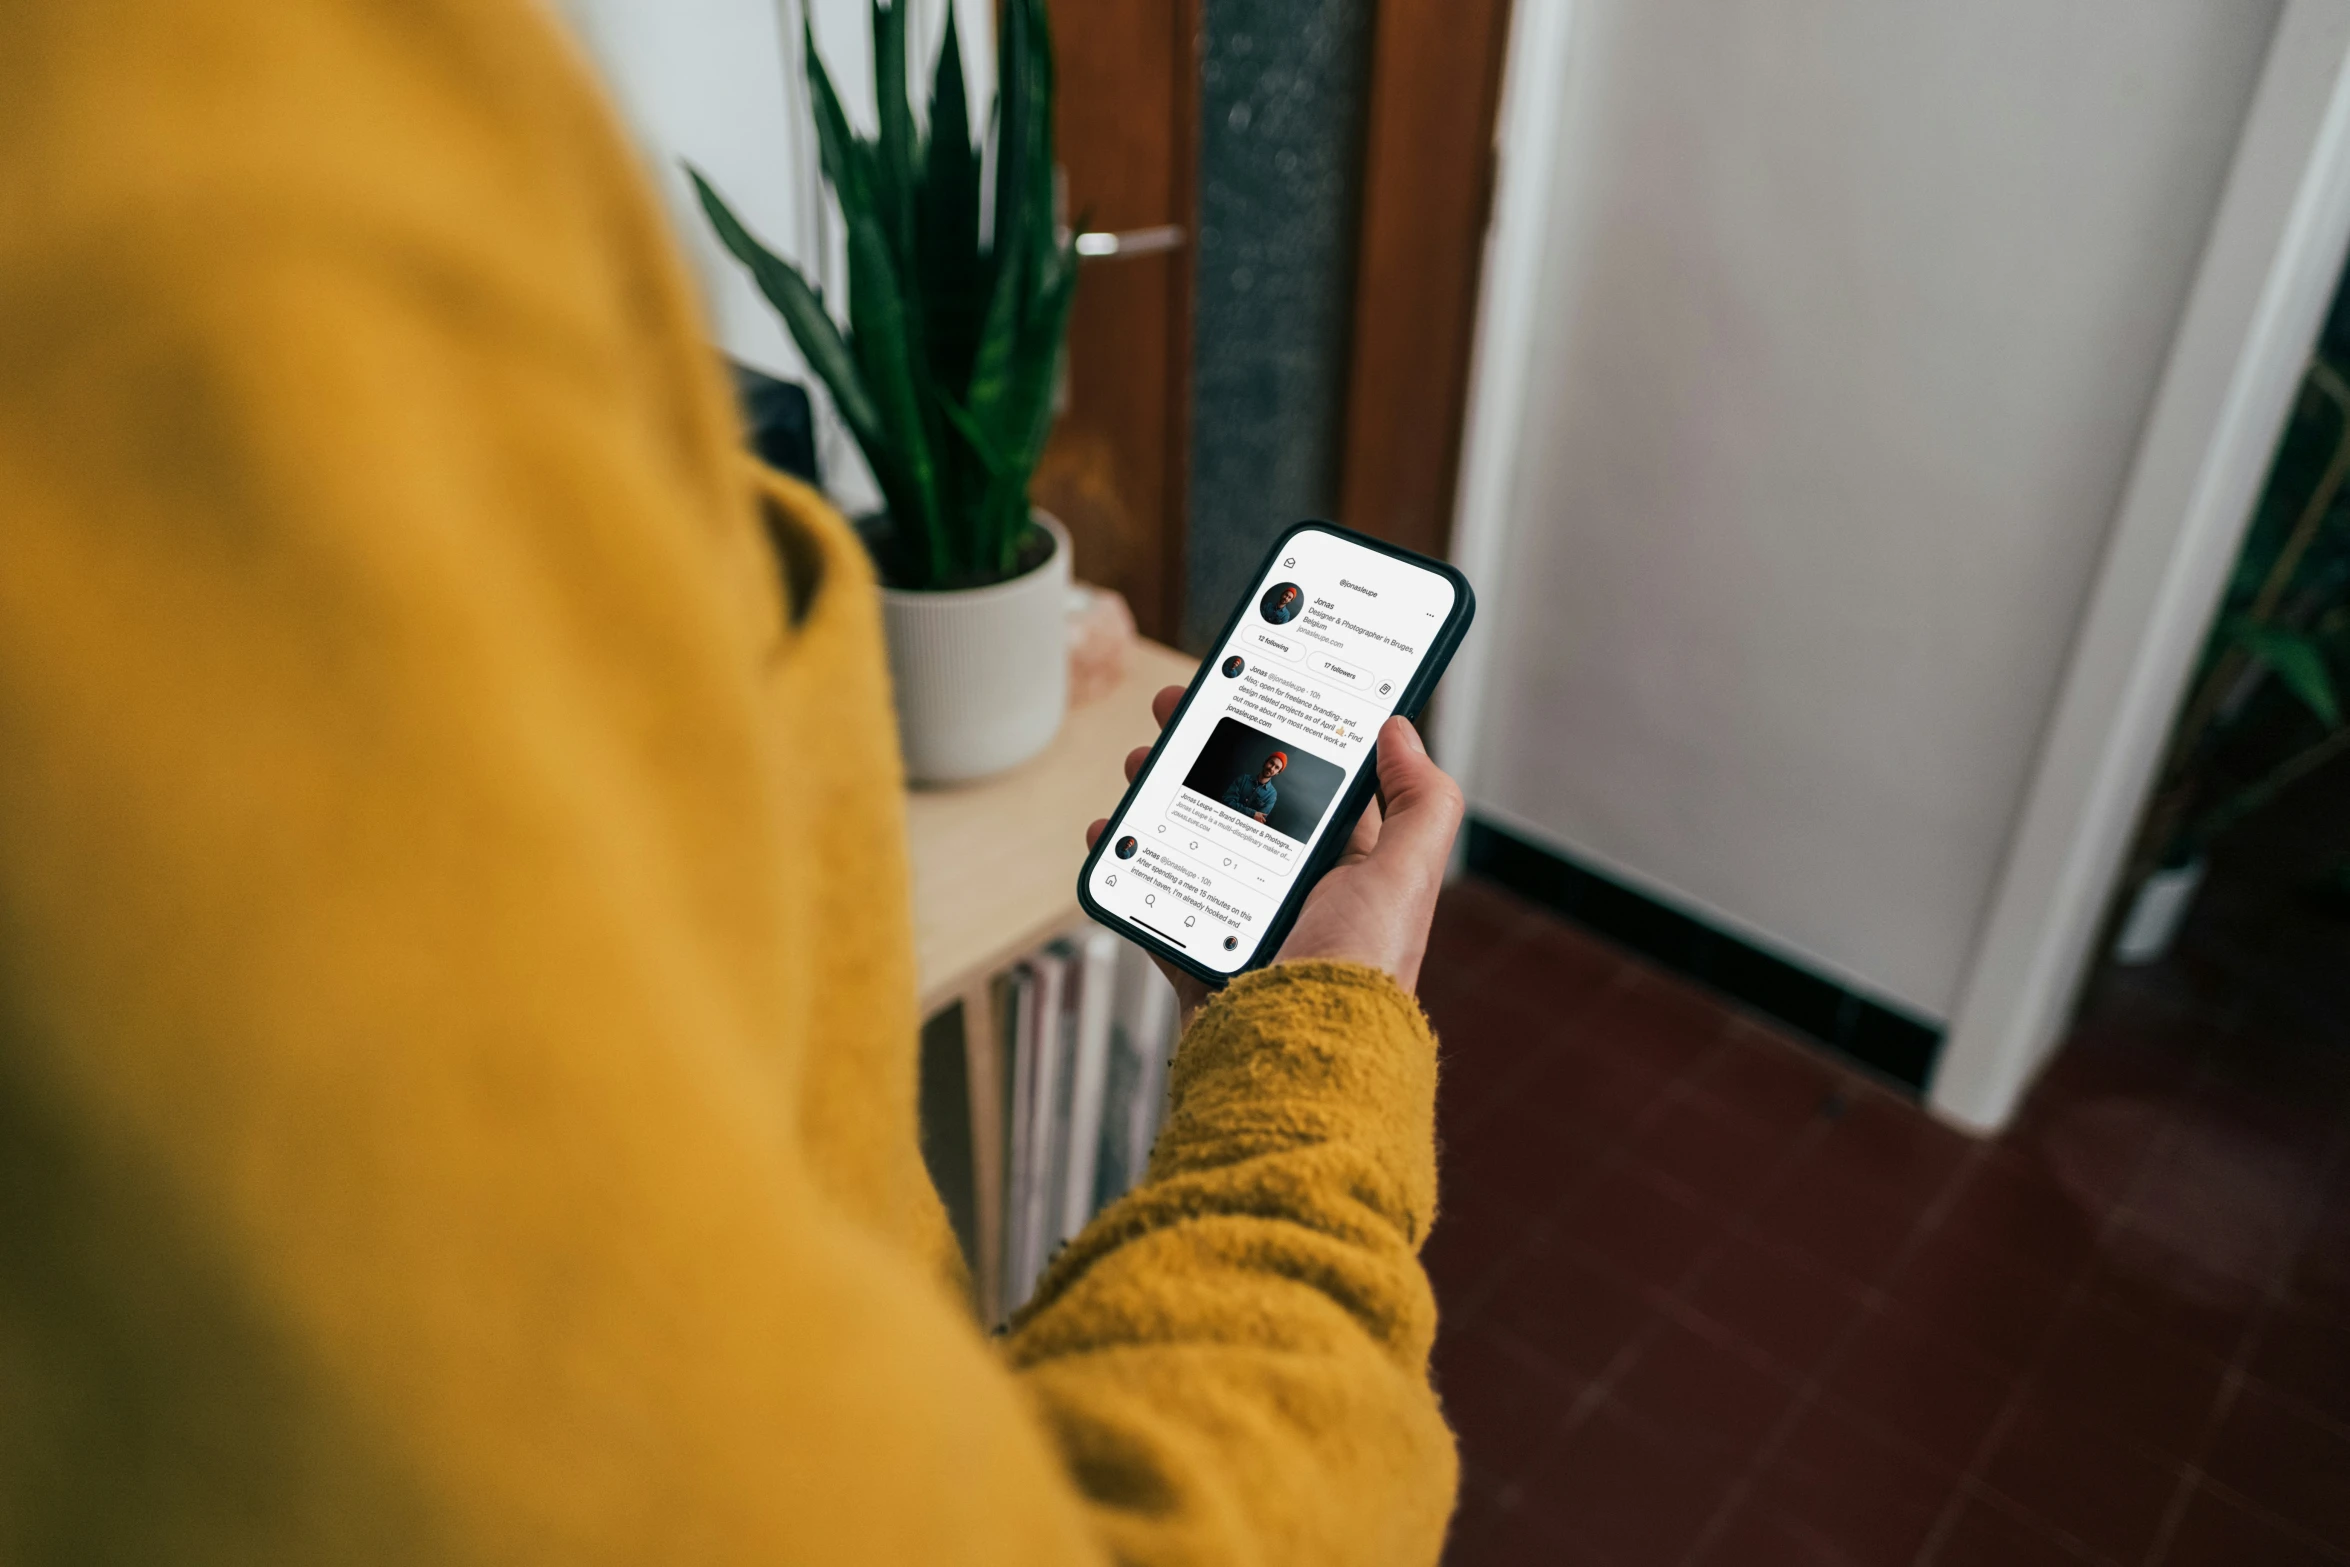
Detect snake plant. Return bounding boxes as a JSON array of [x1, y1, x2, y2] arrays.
[[691, 0, 1075, 591], [2129, 354, 2350, 880]]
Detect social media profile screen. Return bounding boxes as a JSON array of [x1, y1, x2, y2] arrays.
[[1088, 526, 1458, 974]]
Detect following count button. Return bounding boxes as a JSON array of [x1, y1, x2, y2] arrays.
[[1250, 630, 1302, 662]]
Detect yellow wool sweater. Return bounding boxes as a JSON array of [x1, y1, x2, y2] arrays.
[[0, 1, 1457, 1562]]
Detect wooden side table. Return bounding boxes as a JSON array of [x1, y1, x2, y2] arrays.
[[904, 639, 1195, 1307]]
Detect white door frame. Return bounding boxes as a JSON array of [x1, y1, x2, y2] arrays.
[[1439, 0, 2350, 1134], [1432, 0, 1577, 828], [1932, 0, 2350, 1130]]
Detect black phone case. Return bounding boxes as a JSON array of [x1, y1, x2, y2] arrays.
[[1074, 518, 1477, 986]]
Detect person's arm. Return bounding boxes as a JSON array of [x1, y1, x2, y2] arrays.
[[0, 3, 1461, 1563]]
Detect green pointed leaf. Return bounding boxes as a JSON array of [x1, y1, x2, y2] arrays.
[[872, 0, 917, 268], [2226, 618, 2343, 727], [918, 4, 984, 394], [688, 167, 885, 451], [842, 207, 946, 579], [967, 231, 1027, 427], [804, 19, 875, 223], [699, 0, 1075, 589]]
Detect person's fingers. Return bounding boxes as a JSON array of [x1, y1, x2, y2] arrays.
[[1365, 717, 1465, 877], [1151, 684, 1184, 728], [1086, 817, 1109, 850], [1152, 957, 1214, 1031], [1342, 788, 1383, 862], [1124, 745, 1151, 783]]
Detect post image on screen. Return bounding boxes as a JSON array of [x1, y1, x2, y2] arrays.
[[1082, 523, 1468, 977]]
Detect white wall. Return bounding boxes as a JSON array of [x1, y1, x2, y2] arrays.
[[1459, 0, 2283, 1021], [550, 0, 994, 506]]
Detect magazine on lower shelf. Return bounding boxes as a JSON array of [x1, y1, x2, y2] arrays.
[[987, 931, 1179, 1324]]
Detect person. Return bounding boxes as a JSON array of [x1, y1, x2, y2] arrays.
[[1260, 581, 1305, 624], [2, 2, 1471, 1562], [1224, 750, 1290, 824]]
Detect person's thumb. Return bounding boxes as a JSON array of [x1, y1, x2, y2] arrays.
[[1370, 716, 1465, 871]]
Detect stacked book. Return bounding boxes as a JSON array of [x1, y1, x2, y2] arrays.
[[991, 932, 1179, 1323]]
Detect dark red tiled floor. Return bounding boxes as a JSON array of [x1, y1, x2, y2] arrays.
[[1422, 870, 2350, 1567]]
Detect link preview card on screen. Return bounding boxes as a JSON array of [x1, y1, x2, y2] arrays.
[[1087, 526, 1460, 974]]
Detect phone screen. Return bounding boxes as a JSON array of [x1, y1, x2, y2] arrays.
[[1083, 525, 1463, 976]]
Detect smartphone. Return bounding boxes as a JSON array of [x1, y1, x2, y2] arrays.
[[1076, 520, 1475, 985]]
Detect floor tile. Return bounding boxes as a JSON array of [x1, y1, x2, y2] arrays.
[[1439, 1471, 1512, 1563], [1425, 878, 1548, 990], [2247, 1293, 2350, 1431], [1681, 1231, 1872, 1380], [1473, 926, 1631, 1042], [1514, 1399, 1738, 1566], [1752, 1399, 1961, 1566], [1690, 1026, 1846, 1139], [1883, 1221, 2071, 1372], [1742, 1150, 1928, 1289], [1422, 867, 2350, 1567], [1823, 1306, 2017, 1469], [1931, 1151, 2102, 1284], [2078, 1236, 2263, 1364], [1511, 1033, 1679, 1151], [2031, 1296, 2231, 1459], [1447, 1489, 1611, 1566], [2115, 1105, 2328, 1298], [1619, 1090, 1798, 1216], [2292, 1174, 2350, 1312], [1426, 1175, 1549, 1311], [2160, 1481, 2342, 1567], [1432, 1320, 1588, 1487], [1608, 1316, 1805, 1474], [1977, 1396, 2183, 1564], [2019, 1092, 2172, 1221], [1427, 990, 1574, 1132], [1479, 1237, 1657, 1383], [1551, 1163, 1724, 1296], [1928, 1493, 2098, 1567], [1566, 972, 1738, 1083], [2200, 1381, 2350, 1550], [2200, 1020, 2350, 1108], [1440, 1099, 1603, 1224], [1791, 1089, 1977, 1213], [1689, 1497, 1858, 1567]]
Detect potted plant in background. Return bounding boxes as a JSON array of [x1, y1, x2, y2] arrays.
[[691, 0, 1078, 783], [2114, 355, 2350, 962]]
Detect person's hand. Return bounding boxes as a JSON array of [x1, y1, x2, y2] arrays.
[[1086, 686, 1466, 1025], [1253, 812, 1268, 823]]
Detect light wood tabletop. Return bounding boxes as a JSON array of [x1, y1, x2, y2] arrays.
[[906, 639, 1197, 1014]]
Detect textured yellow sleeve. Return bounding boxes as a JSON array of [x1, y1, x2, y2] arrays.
[[0, 2, 1457, 1563], [1011, 962, 1459, 1565]]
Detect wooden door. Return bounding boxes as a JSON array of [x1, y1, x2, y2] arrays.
[[1337, 0, 1516, 563], [1036, 0, 1201, 644]]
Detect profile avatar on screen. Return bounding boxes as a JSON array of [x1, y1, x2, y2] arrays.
[[1222, 655, 1246, 678], [1259, 582, 1303, 624], [1115, 835, 1139, 859], [1223, 752, 1285, 821]]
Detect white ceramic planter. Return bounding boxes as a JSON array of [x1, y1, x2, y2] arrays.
[[881, 511, 1071, 784], [2112, 857, 2207, 966]]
